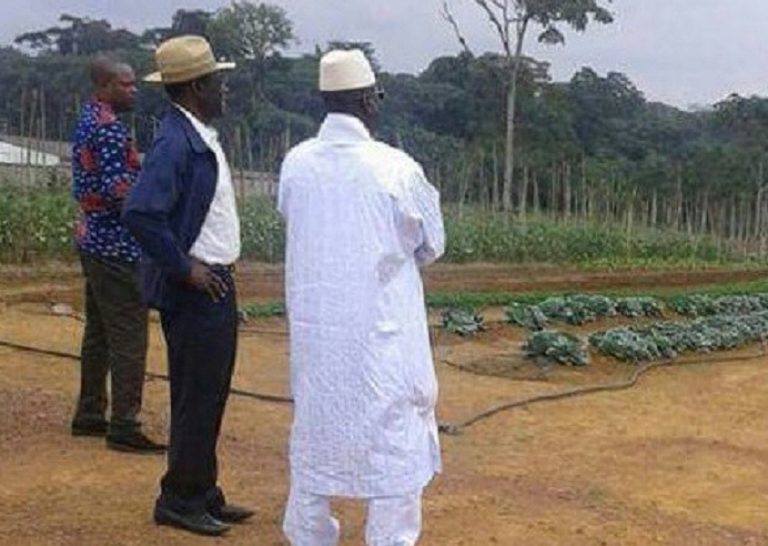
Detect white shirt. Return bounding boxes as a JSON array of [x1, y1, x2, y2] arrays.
[[176, 105, 241, 265], [278, 113, 445, 497]]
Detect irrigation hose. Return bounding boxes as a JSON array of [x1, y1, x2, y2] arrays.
[[48, 307, 290, 337], [0, 339, 294, 404], [2, 337, 766, 435], [437, 351, 767, 435]]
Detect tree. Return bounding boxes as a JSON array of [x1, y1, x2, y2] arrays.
[[15, 14, 140, 55], [207, 1, 295, 62], [140, 9, 214, 47], [441, 0, 613, 212]]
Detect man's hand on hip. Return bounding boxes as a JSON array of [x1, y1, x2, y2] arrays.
[[186, 260, 229, 302]]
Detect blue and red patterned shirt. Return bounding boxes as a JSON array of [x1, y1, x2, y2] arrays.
[[72, 99, 142, 262]]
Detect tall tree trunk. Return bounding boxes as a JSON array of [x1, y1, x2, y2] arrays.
[[502, 19, 529, 212], [685, 201, 693, 237], [676, 163, 684, 231], [625, 187, 637, 257], [502, 81, 515, 212], [519, 162, 529, 222], [532, 170, 540, 217], [699, 191, 709, 234], [579, 154, 588, 220], [563, 161, 572, 221], [754, 185, 763, 240], [549, 162, 557, 220], [457, 153, 473, 220], [478, 149, 488, 211], [491, 143, 500, 213]]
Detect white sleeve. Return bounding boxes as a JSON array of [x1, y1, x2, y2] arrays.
[[277, 156, 291, 220], [396, 163, 445, 267]]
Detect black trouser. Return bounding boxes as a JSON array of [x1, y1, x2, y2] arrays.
[[74, 252, 148, 433], [157, 268, 238, 515]]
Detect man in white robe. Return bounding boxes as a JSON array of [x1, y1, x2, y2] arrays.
[[278, 49, 446, 546]]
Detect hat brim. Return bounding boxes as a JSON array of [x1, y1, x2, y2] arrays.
[[143, 62, 236, 84]]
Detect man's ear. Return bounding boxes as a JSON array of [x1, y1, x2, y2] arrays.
[[190, 79, 203, 98], [362, 91, 376, 114]]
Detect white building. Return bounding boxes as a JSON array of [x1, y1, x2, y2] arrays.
[[0, 139, 62, 167]]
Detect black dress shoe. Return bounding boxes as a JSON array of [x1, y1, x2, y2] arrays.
[[154, 505, 230, 536], [106, 430, 167, 454], [210, 503, 255, 524], [71, 418, 109, 437]]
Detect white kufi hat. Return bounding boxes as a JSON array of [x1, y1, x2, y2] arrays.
[[319, 49, 376, 92]]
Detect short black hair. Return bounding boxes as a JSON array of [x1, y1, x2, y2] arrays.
[[165, 81, 191, 102], [89, 55, 125, 88], [164, 73, 214, 102]]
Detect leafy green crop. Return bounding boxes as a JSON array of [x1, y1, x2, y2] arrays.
[[0, 191, 76, 261], [0, 190, 745, 266], [501, 294, 666, 330], [669, 293, 768, 317], [504, 302, 549, 330], [524, 331, 589, 366], [614, 296, 664, 318], [590, 311, 768, 363], [441, 308, 486, 336]]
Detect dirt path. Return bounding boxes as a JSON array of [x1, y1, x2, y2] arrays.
[[3, 261, 768, 307], [2, 268, 768, 545]]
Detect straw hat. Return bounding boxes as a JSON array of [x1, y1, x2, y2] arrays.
[[144, 35, 235, 84], [319, 49, 376, 92]]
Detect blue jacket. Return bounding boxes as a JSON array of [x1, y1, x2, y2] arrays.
[[122, 107, 217, 311]]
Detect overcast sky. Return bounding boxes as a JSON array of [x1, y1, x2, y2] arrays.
[[2, 1, 767, 109]]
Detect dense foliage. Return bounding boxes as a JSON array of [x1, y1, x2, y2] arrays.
[[0, 191, 741, 265], [505, 294, 664, 329], [589, 312, 768, 363], [524, 331, 589, 367], [440, 308, 486, 336], [3, 2, 768, 257]]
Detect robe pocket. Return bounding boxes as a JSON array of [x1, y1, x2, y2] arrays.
[[410, 364, 438, 414], [374, 320, 401, 334]]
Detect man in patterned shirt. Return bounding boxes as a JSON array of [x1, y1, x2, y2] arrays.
[[70, 56, 165, 454]]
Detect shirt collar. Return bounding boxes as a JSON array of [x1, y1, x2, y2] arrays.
[[317, 113, 373, 143], [174, 104, 219, 147], [88, 98, 118, 125]]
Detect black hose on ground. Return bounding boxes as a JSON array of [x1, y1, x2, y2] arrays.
[[0, 339, 294, 404], [2, 338, 766, 436], [437, 352, 767, 435]]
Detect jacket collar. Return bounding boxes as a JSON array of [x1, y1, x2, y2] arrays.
[[317, 113, 373, 143], [165, 106, 210, 155]]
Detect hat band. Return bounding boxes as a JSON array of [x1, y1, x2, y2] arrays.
[[158, 57, 218, 84]]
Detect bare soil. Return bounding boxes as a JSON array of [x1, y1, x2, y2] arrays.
[[1, 263, 768, 545]]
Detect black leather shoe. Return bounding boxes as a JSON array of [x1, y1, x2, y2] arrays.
[[211, 503, 255, 524], [71, 418, 108, 437], [154, 505, 230, 536], [106, 430, 167, 454]]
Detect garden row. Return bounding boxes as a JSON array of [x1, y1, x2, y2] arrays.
[[440, 292, 768, 367], [441, 292, 768, 335], [0, 190, 735, 266], [525, 312, 768, 366]]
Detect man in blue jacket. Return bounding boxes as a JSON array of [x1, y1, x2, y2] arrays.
[[123, 35, 252, 537]]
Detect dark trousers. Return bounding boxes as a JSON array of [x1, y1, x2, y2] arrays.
[[157, 270, 238, 515], [75, 252, 148, 433]]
